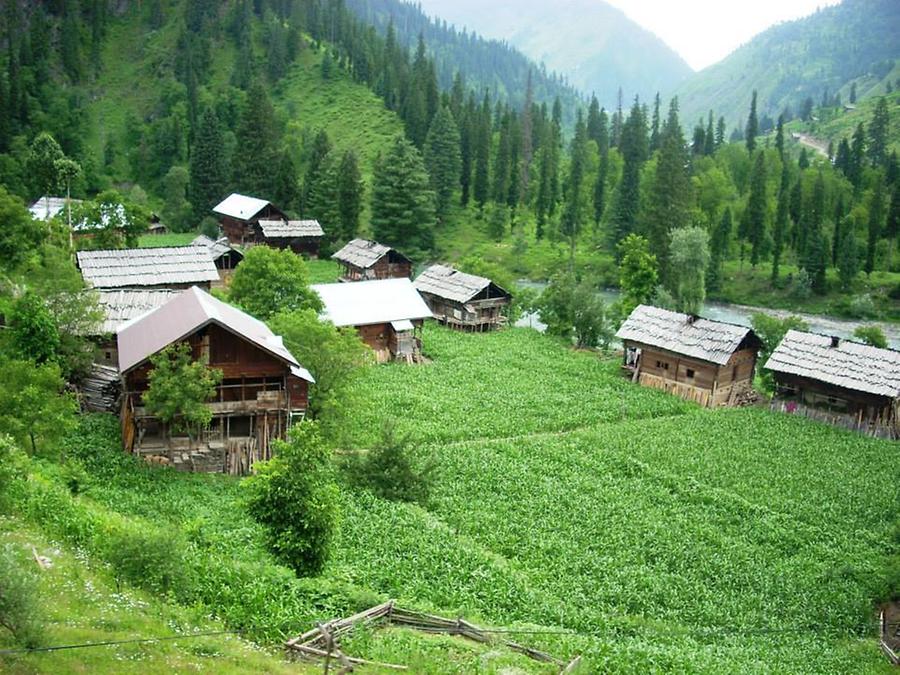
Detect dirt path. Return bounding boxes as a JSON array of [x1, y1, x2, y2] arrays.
[[791, 132, 830, 157]]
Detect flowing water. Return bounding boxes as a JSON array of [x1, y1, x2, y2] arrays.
[[515, 282, 900, 348]]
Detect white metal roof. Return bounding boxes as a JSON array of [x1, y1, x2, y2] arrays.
[[391, 319, 414, 332], [117, 286, 313, 383], [764, 330, 900, 398], [312, 278, 433, 328], [29, 196, 82, 222], [212, 193, 271, 220]]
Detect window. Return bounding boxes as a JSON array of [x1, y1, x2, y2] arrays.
[[656, 360, 669, 370], [686, 368, 695, 379]]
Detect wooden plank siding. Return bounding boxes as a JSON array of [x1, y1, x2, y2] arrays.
[[340, 256, 413, 282], [219, 203, 287, 248]]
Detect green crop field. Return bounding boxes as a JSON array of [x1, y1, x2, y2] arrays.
[[3, 326, 896, 672]]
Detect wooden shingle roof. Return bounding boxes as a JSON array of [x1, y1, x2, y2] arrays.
[[191, 234, 243, 262], [764, 330, 900, 398], [76, 246, 219, 289], [257, 219, 324, 238], [414, 264, 511, 304], [331, 239, 410, 269], [95, 289, 176, 334], [615, 304, 758, 366]]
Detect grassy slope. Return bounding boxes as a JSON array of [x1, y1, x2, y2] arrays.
[[9, 326, 896, 672], [0, 517, 307, 674]]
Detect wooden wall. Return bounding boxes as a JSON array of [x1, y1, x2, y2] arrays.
[[342, 257, 412, 281]]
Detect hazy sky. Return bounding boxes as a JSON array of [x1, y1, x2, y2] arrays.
[[599, 0, 841, 70]]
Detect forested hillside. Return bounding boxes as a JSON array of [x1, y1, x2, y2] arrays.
[[675, 0, 900, 129]]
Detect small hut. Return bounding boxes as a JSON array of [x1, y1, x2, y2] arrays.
[[76, 246, 220, 291], [413, 264, 511, 332], [331, 239, 413, 282], [615, 305, 762, 407], [192, 234, 244, 286], [212, 193, 287, 247], [255, 219, 324, 256], [118, 286, 314, 474], [312, 278, 433, 363], [765, 330, 900, 439]]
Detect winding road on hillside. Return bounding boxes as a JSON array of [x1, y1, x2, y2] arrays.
[[791, 132, 830, 157]]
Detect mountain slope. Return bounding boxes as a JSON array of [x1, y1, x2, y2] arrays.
[[675, 0, 900, 128], [411, 0, 693, 107]]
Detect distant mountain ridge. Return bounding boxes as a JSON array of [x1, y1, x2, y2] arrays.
[[675, 0, 900, 129], [408, 0, 693, 108]]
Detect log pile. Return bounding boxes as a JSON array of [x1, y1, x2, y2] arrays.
[[79, 363, 121, 412]]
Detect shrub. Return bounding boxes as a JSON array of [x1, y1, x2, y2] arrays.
[[242, 422, 339, 576], [348, 422, 436, 505], [101, 522, 189, 596], [853, 325, 888, 349], [0, 544, 43, 648], [848, 294, 878, 319]]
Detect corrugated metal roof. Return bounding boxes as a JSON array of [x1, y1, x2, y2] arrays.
[[615, 304, 756, 366], [95, 289, 176, 333], [257, 219, 324, 238], [29, 196, 82, 222], [414, 264, 510, 304], [117, 286, 313, 383], [764, 329, 900, 398], [191, 235, 243, 262], [331, 238, 409, 269], [312, 278, 433, 328], [76, 246, 220, 288], [212, 193, 271, 220]]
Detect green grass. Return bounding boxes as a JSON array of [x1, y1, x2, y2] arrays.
[[305, 258, 341, 284], [0, 517, 308, 674], [136, 233, 198, 248], [5, 325, 897, 672]]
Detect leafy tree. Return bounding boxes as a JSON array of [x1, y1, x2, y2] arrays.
[[242, 422, 339, 576], [70, 191, 150, 248], [8, 292, 60, 365], [144, 343, 223, 441], [269, 309, 372, 441], [853, 325, 888, 349], [423, 106, 461, 221], [0, 360, 77, 455], [866, 176, 885, 275], [746, 151, 768, 267], [0, 187, 42, 268], [348, 421, 435, 505], [161, 166, 193, 232], [539, 273, 613, 349], [371, 135, 435, 256], [335, 150, 363, 244], [233, 81, 280, 197], [751, 312, 809, 392], [189, 108, 227, 220], [26, 132, 65, 199], [0, 543, 43, 648], [745, 91, 758, 153], [229, 246, 322, 321], [617, 234, 658, 316], [669, 226, 710, 315]]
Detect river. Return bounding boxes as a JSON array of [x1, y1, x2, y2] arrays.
[[514, 282, 900, 348]]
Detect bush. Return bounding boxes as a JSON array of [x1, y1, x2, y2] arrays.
[[242, 422, 339, 576], [101, 522, 189, 596], [853, 325, 888, 349], [348, 422, 436, 505], [848, 294, 878, 319], [0, 544, 43, 648]]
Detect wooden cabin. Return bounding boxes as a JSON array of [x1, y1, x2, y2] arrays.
[[192, 234, 244, 287], [615, 305, 762, 408], [331, 239, 413, 282], [117, 286, 314, 474], [91, 289, 177, 368], [312, 278, 433, 363], [765, 330, 899, 439], [255, 219, 324, 256], [212, 193, 287, 247], [76, 246, 219, 291], [413, 264, 512, 332]]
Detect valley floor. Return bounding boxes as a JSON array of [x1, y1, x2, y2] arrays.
[[2, 325, 897, 673]]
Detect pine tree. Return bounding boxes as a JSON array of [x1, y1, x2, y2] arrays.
[[704, 111, 715, 156], [189, 108, 227, 221], [610, 98, 648, 249], [745, 90, 758, 153], [587, 95, 604, 149], [491, 109, 512, 205], [305, 151, 339, 231], [548, 97, 563, 215], [302, 130, 332, 217], [865, 176, 885, 275], [715, 116, 726, 149], [61, 0, 83, 83], [593, 148, 608, 227], [649, 92, 661, 152], [234, 82, 280, 198], [831, 194, 845, 265], [849, 122, 866, 188], [473, 92, 491, 209], [371, 135, 436, 255], [561, 110, 588, 260], [519, 72, 534, 204], [849, 82, 857, 104], [459, 94, 476, 206], [424, 105, 462, 221], [868, 97, 890, 168], [535, 141, 553, 240], [646, 98, 691, 281], [774, 114, 785, 158], [746, 151, 768, 266], [834, 138, 851, 177], [771, 166, 789, 285], [335, 150, 363, 243], [273, 149, 300, 214], [837, 231, 860, 290], [708, 208, 732, 293], [611, 87, 624, 148]]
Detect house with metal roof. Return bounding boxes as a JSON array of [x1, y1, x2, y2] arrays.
[[615, 304, 762, 408], [331, 238, 413, 282], [414, 264, 512, 332], [212, 192, 287, 246], [312, 278, 433, 363], [192, 234, 244, 285], [118, 286, 314, 474], [29, 196, 82, 222], [765, 330, 900, 439], [76, 246, 220, 290]]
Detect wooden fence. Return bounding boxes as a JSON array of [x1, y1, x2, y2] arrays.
[[770, 400, 898, 440]]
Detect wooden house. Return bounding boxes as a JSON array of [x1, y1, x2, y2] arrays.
[[765, 330, 900, 439], [312, 278, 433, 363], [76, 246, 220, 291], [414, 264, 512, 332], [255, 219, 324, 256], [615, 305, 762, 408], [117, 286, 315, 474], [212, 193, 287, 247], [29, 195, 82, 222], [331, 238, 413, 281], [192, 234, 244, 286], [92, 289, 177, 367]]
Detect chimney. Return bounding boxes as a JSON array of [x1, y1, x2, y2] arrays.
[[687, 314, 698, 325], [830, 336, 840, 348]]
